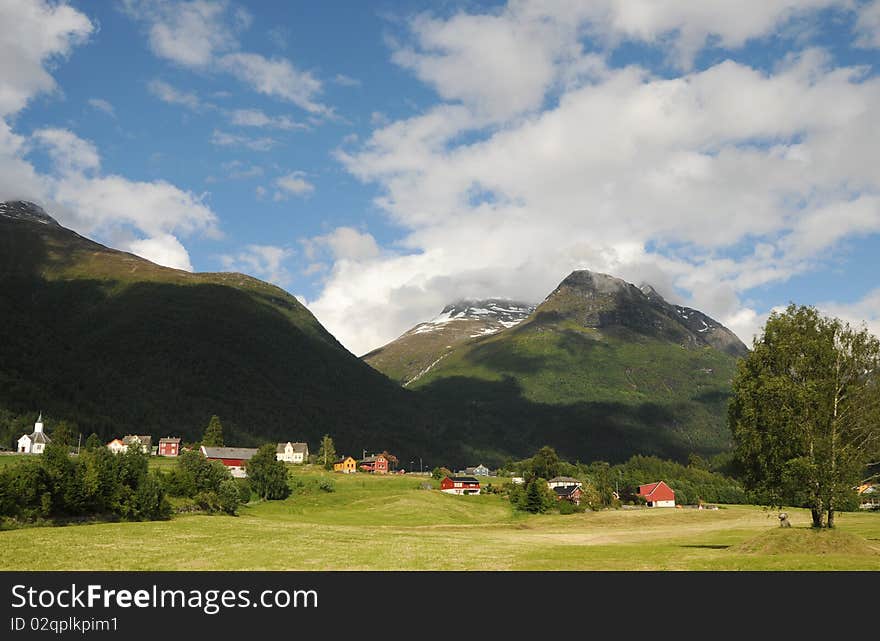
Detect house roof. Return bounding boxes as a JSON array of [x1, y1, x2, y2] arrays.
[[638, 481, 675, 499], [360, 455, 386, 463], [22, 431, 51, 444], [159, 437, 181, 444], [123, 435, 152, 447], [553, 485, 581, 497], [276, 441, 308, 453], [446, 476, 480, 483], [335, 455, 355, 463], [548, 476, 580, 484], [201, 446, 258, 460]]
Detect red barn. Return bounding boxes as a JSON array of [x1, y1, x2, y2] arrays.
[[158, 437, 181, 457], [200, 446, 258, 478], [359, 454, 389, 474], [440, 476, 481, 495], [637, 481, 675, 507]]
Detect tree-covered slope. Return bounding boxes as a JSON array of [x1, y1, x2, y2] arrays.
[[369, 270, 749, 463], [0, 202, 435, 457]]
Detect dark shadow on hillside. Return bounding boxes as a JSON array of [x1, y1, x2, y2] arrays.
[[418, 375, 731, 467], [463, 338, 551, 373]]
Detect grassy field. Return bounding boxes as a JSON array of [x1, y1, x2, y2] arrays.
[[1, 465, 878, 571]]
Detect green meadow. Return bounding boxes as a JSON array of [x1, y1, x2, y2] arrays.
[[1, 464, 878, 571]]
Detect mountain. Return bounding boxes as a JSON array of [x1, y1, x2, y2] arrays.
[[367, 269, 748, 463], [0, 201, 438, 458], [363, 299, 535, 385]]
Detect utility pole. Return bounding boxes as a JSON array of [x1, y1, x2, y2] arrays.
[[77, 433, 82, 455]]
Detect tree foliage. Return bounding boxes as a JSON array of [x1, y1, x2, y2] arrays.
[[202, 415, 225, 447], [729, 304, 880, 528], [246, 444, 292, 500], [317, 434, 336, 469]]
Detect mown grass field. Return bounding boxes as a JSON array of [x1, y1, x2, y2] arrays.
[[1, 465, 878, 571]]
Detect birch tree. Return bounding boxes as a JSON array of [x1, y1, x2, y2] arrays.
[[729, 304, 880, 528]]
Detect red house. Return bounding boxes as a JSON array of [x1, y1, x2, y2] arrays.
[[359, 454, 389, 474], [637, 481, 675, 507], [200, 446, 258, 478], [158, 437, 181, 457], [440, 476, 481, 495], [552, 485, 583, 505]]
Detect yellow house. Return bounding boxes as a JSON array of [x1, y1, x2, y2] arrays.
[[333, 455, 357, 473]]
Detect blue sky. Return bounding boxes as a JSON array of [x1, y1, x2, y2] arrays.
[[1, 0, 879, 355]]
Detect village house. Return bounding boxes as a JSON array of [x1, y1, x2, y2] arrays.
[[158, 437, 181, 457], [552, 484, 583, 505], [200, 446, 258, 478], [637, 481, 676, 507], [17, 414, 51, 454], [440, 475, 481, 495], [107, 435, 152, 454], [275, 441, 309, 464], [460, 464, 490, 476], [106, 438, 126, 454], [333, 455, 358, 473], [359, 454, 389, 474], [547, 476, 582, 489]]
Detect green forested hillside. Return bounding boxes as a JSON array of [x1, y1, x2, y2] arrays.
[[0, 202, 436, 458]]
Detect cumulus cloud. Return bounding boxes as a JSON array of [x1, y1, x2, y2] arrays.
[[228, 108, 307, 130], [820, 289, 880, 339], [0, 0, 93, 117], [148, 79, 203, 111], [32, 128, 101, 174], [854, 0, 880, 48], [125, 234, 194, 271], [304, 227, 381, 262], [274, 172, 315, 199], [121, 0, 245, 68], [309, 3, 880, 355], [88, 98, 115, 118], [210, 129, 277, 151], [218, 53, 329, 116], [220, 244, 294, 287]]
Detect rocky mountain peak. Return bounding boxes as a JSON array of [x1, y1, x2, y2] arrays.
[[0, 201, 60, 226]]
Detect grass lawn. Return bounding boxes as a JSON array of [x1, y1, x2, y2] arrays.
[[1, 466, 878, 570]]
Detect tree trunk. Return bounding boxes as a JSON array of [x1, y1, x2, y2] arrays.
[[811, 507, 824, 528], [827, 508, 835, 529]]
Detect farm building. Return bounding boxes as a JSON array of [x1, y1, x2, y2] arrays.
[[200, 446, 258, 478], [548, 476, 582, 489], [460, 464, 490, 476], [158, 437, 181, 457], [552, 485, 583, 505], [17, 414, 51, 454], [333, 456, 357, 473], [107, 435, 152, 454], [276, 441, 309, 463], [359, 454, 389, 474], [637, 481, 676, 507], [440, 476, 481, 495]]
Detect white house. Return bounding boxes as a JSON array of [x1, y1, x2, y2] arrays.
[[107, 438, 126, 454], [548, 476, 583, 489], [107, 435, 152, 454], [275, 441, 309, 463], [17, 414, 51, 454]]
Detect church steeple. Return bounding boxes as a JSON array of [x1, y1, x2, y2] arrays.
[[34, 413, 44, 433]]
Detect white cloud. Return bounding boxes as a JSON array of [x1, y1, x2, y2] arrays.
[[0, 0, 93, 117], [314, 42, 880, 355], [855, 0, 880, 48], [31, 128, 101, 174], [222, 160, 263, 179], [218, 52, 329, 116], [126, 234, 194, 271], [88, 98, 115, 118], [210, 129, 277, 151], [228, 108, 307, 130], [820, 289, 880, 339], [274, 172, 314, 198], [148, 79, 203, 111], [333, 74, 361, 87], [121, 0, 241, 68], [305, 227, 381, 262], [220, 244, 294, 286]]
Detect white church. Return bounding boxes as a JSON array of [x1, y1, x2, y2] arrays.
[[17, 414, 51, 454]]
